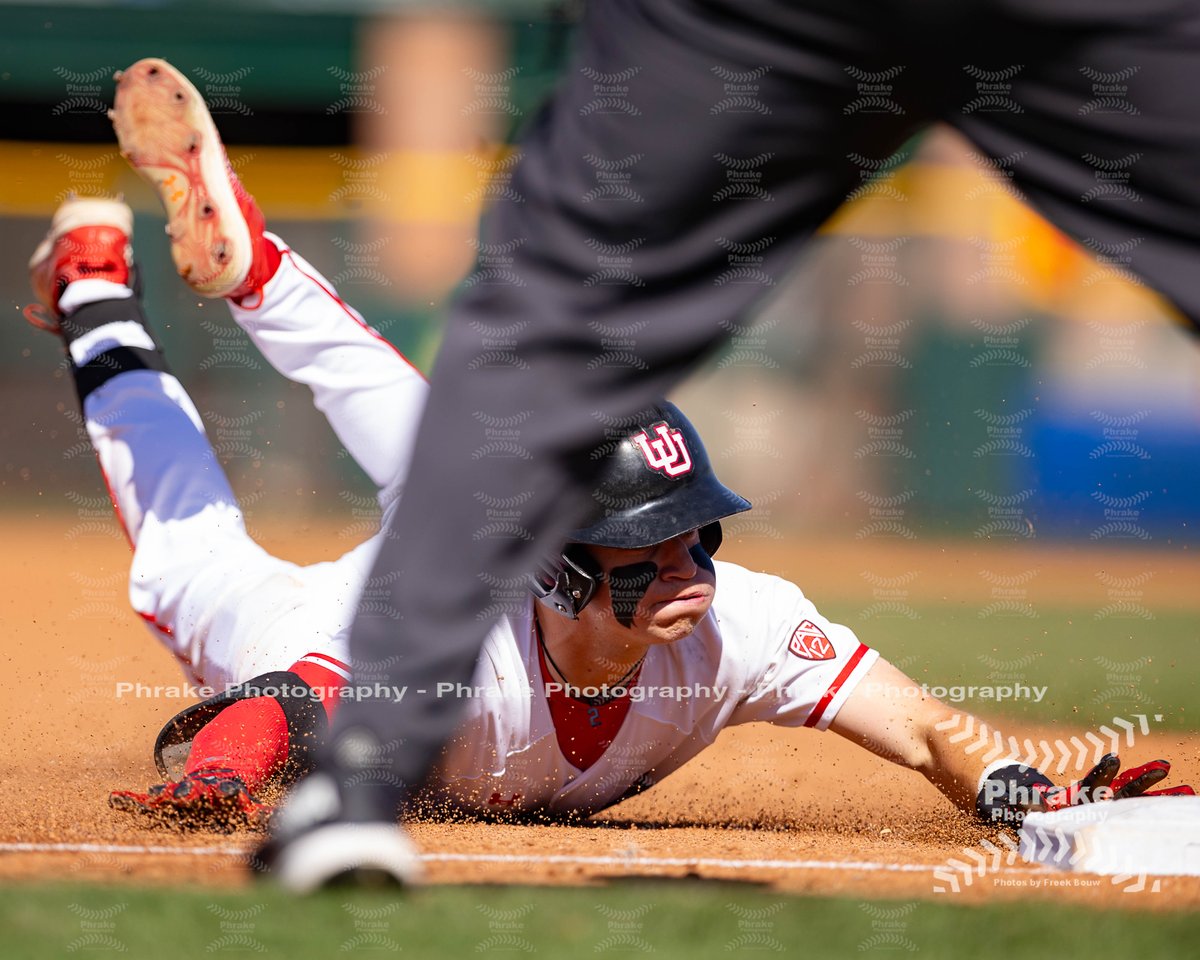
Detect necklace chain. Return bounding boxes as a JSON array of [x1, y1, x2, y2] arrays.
[[534, 620, 645, 706]]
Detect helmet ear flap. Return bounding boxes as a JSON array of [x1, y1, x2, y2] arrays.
[[530, 545, 603, 619]]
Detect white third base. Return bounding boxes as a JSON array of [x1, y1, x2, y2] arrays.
[[1020, 796, 1200, 876]]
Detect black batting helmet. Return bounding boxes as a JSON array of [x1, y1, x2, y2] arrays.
[[531, 401, 751, 618]]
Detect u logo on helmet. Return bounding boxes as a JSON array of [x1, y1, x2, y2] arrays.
[[631, 423, 693, 477]]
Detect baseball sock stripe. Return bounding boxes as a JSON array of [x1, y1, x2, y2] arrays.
[[68, 320, 157, 367], [59, 293, 170, 403], [73, 345, 170, 402], [299, 652, 352, 680]]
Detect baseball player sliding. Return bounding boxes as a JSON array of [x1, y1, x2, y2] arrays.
[[27, 59, 1192, 890]]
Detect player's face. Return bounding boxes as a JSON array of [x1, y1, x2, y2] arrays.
[[585, 529, 717, 644]]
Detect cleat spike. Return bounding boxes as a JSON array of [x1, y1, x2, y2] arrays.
[[109, 57, 275, 298]]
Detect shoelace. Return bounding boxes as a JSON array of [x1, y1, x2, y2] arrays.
[[22, 303, 59, 333]]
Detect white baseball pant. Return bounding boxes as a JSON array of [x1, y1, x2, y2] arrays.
[[78, 235, 427, 688]]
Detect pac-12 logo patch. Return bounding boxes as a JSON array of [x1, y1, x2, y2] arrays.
[[631, 422, 693, 478], [788, 620, 835, 660]]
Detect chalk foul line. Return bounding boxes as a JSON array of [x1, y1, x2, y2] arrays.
[[0, 842, 1052, 876]]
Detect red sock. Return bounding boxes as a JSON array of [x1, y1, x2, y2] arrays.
[[258, 238, 282, 288], [228, 235, 283, 307], [184, 696, 288, 793], [184, 654, 349, 793]]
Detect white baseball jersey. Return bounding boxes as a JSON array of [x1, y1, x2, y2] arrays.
[[436, 564, 876, 816], [78, 234, 876, 816]]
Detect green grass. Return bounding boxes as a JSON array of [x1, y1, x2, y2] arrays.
[[821, 602, 1199, 730], [4, 881, 1198, 959]]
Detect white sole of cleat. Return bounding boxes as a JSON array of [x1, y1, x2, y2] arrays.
[[271, 822, 423, 894], [110, 58, 251, 298]]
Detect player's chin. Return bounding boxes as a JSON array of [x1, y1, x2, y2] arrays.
[[642, 595, 713, 642]]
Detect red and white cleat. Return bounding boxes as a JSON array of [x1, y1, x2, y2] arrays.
[[27, 195, 134, 328], [109, 770, 273, 832], [110, 58, 279, 301]]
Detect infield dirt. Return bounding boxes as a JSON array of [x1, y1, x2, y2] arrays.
[[2, 515, 1197, 909]]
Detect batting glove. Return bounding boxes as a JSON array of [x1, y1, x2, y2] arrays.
[[976, 753, 1195, 825], [1027, 754, 1195, 812]]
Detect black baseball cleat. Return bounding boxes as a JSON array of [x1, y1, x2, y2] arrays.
[[251, 771, 422, 893]]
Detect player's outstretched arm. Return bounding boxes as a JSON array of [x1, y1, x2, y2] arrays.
[[827, 658, 1194, 823], [826, 658, 984, 815]]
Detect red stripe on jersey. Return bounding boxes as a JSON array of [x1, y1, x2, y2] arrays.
[[281, 248, 427, 383], [135, 611, 202, 679], [95, 452, 133, 548], [804, 642, 869, 729], [136, 609, 174, 637]]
